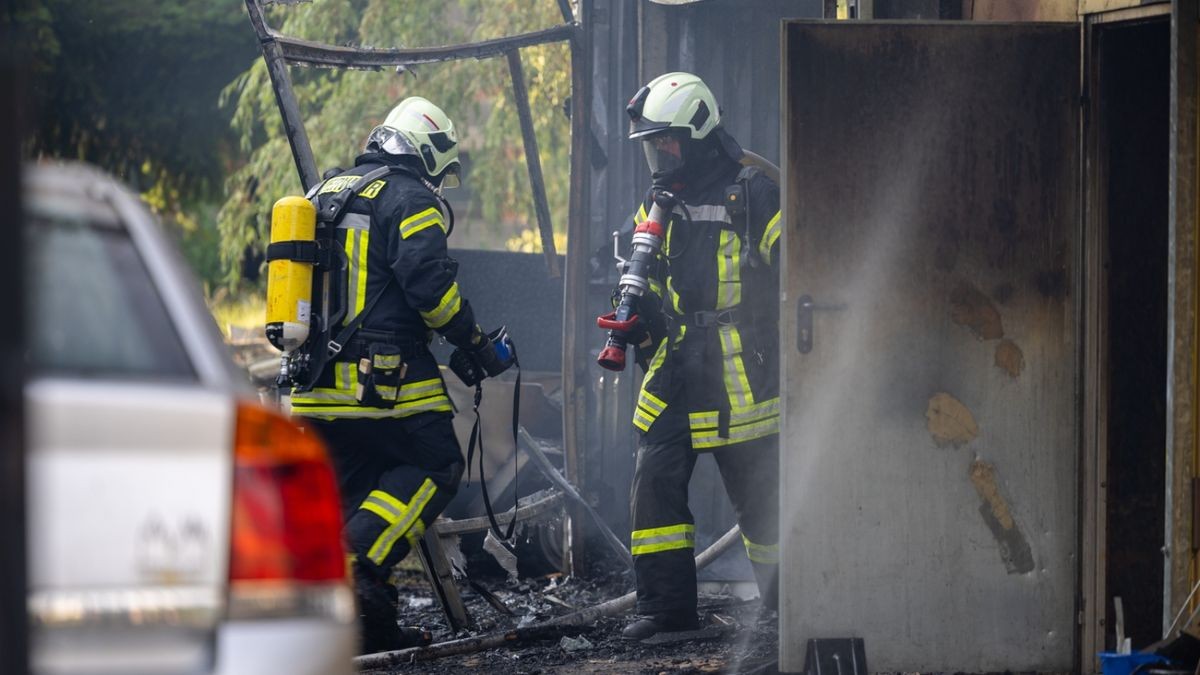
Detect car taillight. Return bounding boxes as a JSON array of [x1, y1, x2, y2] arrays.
[[230, 401, 345, 582]]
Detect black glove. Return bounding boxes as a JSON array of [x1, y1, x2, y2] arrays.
[[449, 326, 516, 387]]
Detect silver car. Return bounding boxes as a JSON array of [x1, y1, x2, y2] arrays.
[[23, 161, 356, 675]]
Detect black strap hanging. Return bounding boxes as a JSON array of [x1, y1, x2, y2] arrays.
[[464, 344, 521, 542]]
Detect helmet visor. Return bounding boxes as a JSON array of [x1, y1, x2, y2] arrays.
[[440, 165, 460, 190], [642, 132, 685, 177], [365, 125, 419, 157]]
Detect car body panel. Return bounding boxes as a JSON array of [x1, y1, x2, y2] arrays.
[[23, 161, 354, 675]]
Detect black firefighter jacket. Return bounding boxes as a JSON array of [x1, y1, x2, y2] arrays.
[[630, 156, 783, 450], [290, 153, 482, 420]]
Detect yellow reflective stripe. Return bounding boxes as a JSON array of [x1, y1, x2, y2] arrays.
[[355, 230, 369, 315], [719, 326, 753, 408], [636, 204, 648, 222], [648, 276, 663, 298], [639, 390, 667, 415], [361, 490, 406, 523], [399, 207, 446, 239], [742, 534, 779, 564], [688, 399, 780, 429], [716, 230, 741, 310], [375, 385, 398, 400], [420, 283, 462, 329], [404, 518, 426, 548], [374, 353, 402, 369], [291, 377, 451, 417], [691, 417, 780, 449], [631, 523, 695, 556], [396, 395, 454, 415], [667, 277, 683, 314], [398, 378, 445, 401], [632, 341, 671, 430], [633, 408, 656, 432], [760, 211, 781, 262], [368, 479, 438, 565], [342, 230, 358, 323]]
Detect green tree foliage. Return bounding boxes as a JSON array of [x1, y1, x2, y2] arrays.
[[219, 0, 572, 289], [15, 0, 258, 288]]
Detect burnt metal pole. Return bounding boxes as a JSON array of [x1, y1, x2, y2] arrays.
[[561, 0, 593, 576], [505, 49, 560, 278], [0, 38, 28, 675], [243, 0, 320, 190]]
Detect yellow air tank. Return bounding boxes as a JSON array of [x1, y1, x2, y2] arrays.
[[265, 196, 316, 354]]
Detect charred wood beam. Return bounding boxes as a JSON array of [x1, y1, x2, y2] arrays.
[[273, 23, 577, 70], [517, 427, 632, 568], [354, 525, 742, 668], [243, 0, 320, 190], [432, 488, 563, 536], [506, 49, 561, 278]]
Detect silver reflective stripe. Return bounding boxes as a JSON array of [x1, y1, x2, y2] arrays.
[[339, 213, 371, 231], [676, 203, 730, 224], [344, 230, 361, 319]]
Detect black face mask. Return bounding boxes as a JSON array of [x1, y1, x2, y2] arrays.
[[647, 134, 722, 190]]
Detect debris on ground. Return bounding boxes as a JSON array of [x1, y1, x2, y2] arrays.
[[357, 565, 779, 674]]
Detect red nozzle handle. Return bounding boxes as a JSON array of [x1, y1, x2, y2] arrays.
[[597, 311, 639, 332], [597, 344, 627, 371]]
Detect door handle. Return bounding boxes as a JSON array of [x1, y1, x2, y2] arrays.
[[797, 294, 846, 354]]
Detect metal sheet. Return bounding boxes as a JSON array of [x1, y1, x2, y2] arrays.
[[779, 22, 1080, 672]]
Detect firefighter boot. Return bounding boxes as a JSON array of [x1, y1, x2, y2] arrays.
[[352, 562, 430, 654], [621, 612, 700, 640]]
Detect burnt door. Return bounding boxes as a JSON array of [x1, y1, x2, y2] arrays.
[[779, 23, 1080, 672]]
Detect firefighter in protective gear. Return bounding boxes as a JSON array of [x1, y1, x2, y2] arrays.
[[618, 72, 782, 640], [292, 96, 512, 654]]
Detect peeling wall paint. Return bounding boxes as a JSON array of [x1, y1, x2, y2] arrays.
[[969, 459, 1036, 574], [950, 281, 1004, 340], [994, 339, 1025, 378], [925, 393, 980, 447]]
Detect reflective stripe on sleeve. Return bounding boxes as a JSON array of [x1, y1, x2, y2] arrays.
[[630, 523, 695, 556], [742, 534, 779, 565], [399, 207, 446, 239], [633, 343, 670, 432], [420, 283, 463, 329], [759, 211, 782, 263]]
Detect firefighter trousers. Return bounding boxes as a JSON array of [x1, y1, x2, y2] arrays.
[[630, 431, 780, 617], [303, 412, 464, 580]]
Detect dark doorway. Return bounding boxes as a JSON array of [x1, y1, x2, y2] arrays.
[[1097, 17, 1170, 651]]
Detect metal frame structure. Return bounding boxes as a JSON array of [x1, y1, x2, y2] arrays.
[[241, 0, 578, 278]]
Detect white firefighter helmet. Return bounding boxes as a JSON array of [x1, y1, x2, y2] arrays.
[[365, 96, 461, 188], [626, 72, 721, 141]]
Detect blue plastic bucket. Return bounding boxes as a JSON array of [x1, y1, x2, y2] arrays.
[[1098, 651, 1173, 675]]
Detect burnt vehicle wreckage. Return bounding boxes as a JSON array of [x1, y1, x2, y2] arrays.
[[241, 0, 780, 671]]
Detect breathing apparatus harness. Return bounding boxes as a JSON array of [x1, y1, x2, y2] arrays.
[[266, 163, 457, 394]]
